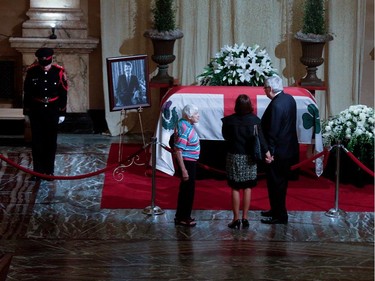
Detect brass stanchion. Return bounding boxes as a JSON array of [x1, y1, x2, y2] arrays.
[[142, 137, 165, 215], [325, 141, 347, 218]]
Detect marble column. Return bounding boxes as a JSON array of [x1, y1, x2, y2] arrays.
[[9, 0, 99, 113]]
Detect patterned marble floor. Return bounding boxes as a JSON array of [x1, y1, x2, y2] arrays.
[[0, 134, 374, 281]]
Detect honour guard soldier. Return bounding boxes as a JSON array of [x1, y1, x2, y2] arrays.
[[23, 47, 68, 181]]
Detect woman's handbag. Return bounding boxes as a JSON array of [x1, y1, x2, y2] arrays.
[[252, 125, 262, 162]]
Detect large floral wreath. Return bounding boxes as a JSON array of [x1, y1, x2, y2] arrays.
[[197, 43, 277, 86]]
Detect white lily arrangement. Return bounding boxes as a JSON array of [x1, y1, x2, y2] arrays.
[[197, 43, 277, 86], [322, 104, 374, 166]]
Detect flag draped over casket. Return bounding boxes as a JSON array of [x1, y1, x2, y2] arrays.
[[154, 86, 323, 176]]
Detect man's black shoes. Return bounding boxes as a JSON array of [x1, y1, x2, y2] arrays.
[[260, 210, 288, 224], [260, 217, 288, 225], [29, 175, 41, 181], [29, 174, 54, 181], [260, 210, 273, 217]]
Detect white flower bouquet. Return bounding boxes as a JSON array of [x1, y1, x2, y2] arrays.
[[197, 43, 277, 86], [322, 104, 374, 167]]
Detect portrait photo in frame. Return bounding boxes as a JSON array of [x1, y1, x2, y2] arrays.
[[106, 55, 150, 111]]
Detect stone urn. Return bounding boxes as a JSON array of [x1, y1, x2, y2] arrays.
[[295, 32, 333, 86], [144, 29, 183, 85]]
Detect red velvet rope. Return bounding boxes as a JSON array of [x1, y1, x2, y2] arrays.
[[290, 149, 328, 171], [162, 143, 374, 179], [161, 143, 227, 174], [0, 153, 118, 180], [197, 163, 227, 175], [3, 142, 370, 180], [160, 143, 173, 153], [343, 148, 375, 177], [0, 142, 154, 180], [162, 144, 330, 175]]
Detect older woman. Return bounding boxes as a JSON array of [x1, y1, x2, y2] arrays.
[[173, 104, 200, 227], [222, 94, 271, 229]]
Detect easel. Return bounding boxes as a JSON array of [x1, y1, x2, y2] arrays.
[[117, 107, 146, 164], [113, 107, 165, 215]]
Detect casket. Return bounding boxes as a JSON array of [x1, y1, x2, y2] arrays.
[[154, 86, 323, 176]]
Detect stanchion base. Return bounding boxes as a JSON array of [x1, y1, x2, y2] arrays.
[[325, 208, 347, 218], [142, 205, 165, 215]]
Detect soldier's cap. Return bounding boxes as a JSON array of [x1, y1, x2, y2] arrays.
[[35, 48, 54, 59]]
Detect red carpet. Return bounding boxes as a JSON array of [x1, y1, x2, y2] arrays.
[[100, 144, 374, 212]]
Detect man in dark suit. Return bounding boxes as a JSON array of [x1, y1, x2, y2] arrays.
[[260, 75, 299, 224], [115, 62, 145, 107]]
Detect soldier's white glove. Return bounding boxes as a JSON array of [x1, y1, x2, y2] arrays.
[[58, 116, 65, 124], [24, 115, 30, 124]]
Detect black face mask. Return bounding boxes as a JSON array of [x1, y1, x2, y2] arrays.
[[38, 58, 52, 66]]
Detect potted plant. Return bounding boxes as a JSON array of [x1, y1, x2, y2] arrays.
[[295, 0, 333, 86], [144, 0, 183, 85]]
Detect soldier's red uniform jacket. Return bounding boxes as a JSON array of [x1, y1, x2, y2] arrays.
[[23, 63, 68, 116]]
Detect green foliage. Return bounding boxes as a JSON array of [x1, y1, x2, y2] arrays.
[[152, 0, 176, 32], [302, 0, 327, 35]]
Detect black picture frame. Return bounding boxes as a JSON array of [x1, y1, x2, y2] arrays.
[[106, 55, 150, 111]]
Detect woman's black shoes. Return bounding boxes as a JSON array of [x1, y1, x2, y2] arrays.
[[227, 219, 241, 229], [241, 219, 250, 228], [228, 219, 249, 229]]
